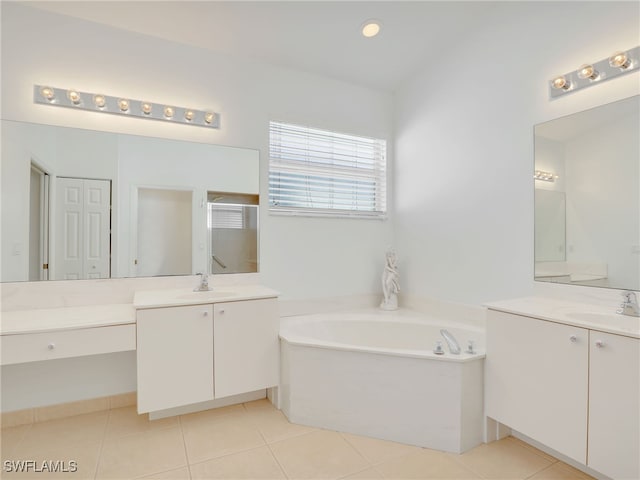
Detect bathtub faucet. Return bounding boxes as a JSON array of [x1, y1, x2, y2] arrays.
[[617, 291, 640, 317], [440, 329, 461, 354]]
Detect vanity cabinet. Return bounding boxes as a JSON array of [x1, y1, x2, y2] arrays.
[[486, 309, 640, 480], [588, 331, 639, 479], [136, 296, 279, 414], [137, 304, 215, 413], [213, 299, 279, 399]]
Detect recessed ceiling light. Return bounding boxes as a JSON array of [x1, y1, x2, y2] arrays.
[[361, 20, 381, 38]]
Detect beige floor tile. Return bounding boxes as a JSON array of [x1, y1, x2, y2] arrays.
[[245, 408, 317, 443], [106, 406, 179, 438], [243, 398, 276, 412], [507, 436, 558, 463], [96, 427, 187, 479], [17, 411, 108, 451], [138, 466, 192, 479], [0, 425, 31, 459], [341, 467, 384, 479], [341, 432, 420, 465], [1, 409, 34, 428], [3, 440, 102, 479], [270, 430, 369, 479], [528, 462, 595, 479], [452, 437, 554, 479], [376, 449, 481, 479], [182, 414, 265, 464], [190, 446, 285, 479], [34, 397, 110, 422], [179, 404, 246, 428]]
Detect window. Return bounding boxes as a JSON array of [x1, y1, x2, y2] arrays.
[[269, 121, 387, 218]]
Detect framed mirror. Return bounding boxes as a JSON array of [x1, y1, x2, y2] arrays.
[[534, 95, 639, 290], [1, 120, 260, 282]]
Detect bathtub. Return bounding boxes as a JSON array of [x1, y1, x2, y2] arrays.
[[279, 309, 485, 454]]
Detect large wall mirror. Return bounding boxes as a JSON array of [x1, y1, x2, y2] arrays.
[[1, 120, 260, 282], [534, 95, 639, 291]]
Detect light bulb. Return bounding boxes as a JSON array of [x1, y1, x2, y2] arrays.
[[93, 94, 106, 108], [67, 89, 81, 104], [577, 64, 598, 80], [551, 75, 570, 90], [609, 51, 631, 69], [204, 112, 215, 124], [118, 99, 130, 112], [184, 110, 194, 122], [361, 20, 381, 38], [141, 102, 152, 115], [39, 86, 55, 102], [164, 106, 174, 118]]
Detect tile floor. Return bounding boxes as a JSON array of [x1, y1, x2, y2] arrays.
[[1, 399, 595, 479]]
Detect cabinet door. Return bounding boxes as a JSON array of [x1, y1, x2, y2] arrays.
[[486, 310, 588, 463], [588, 332, 639, 480], [214, 298, 279, 399], [137, 305, 214, 413]]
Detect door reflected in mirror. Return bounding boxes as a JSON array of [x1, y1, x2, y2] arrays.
[[534, 95, 639, 290]]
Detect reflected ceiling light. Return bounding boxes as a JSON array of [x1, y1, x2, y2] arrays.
[[361, 20, 381, 38], [67, 89, 81, 105], [33, 85, 221, 129], [93, 94, 106, 108], [39, 86, 55, 102], [577, 64, 598, 80], [609, 51, 631, 69], [549, 45, 639, 99], [534, 170, 558, 182]]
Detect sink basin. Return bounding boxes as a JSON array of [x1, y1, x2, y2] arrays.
[[564, 312, 619, 324], [177, 291, 233, 301]]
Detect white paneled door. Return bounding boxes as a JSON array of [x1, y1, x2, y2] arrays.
[[54, 177, 110, 280]]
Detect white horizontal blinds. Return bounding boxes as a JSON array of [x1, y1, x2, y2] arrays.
[[208, 203, 244, 229], [269, 121, 387, 216]]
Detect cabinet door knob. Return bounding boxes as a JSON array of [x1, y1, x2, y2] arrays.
[[203, 311, 209, 316], [595, 340, 605, 348], [219, 309, 225, 315], [569, 335, 577, 343], [47, 343, 55, 350]]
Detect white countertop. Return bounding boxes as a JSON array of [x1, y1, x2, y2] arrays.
[[133, 284, 280, 309], [0, 304, 136, 335], [485, 296, 640, 339]]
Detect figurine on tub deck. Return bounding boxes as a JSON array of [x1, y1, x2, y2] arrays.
[[381, 249, 399, 310]]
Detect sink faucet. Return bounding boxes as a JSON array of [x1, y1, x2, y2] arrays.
[[194, 272, 211, 292], [440, 329, 461, 354], [617, 291, 640, 317]]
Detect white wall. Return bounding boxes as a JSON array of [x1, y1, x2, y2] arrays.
[[395, 1, 640, 305], [1, 2, 395, 301]]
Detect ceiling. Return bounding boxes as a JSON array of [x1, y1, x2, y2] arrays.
[[25, 1, 499, 92]]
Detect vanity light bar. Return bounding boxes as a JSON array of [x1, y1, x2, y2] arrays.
[[534, 170, 558, 182], [549, 46, 640, 99], [33, 85, 220, 129]]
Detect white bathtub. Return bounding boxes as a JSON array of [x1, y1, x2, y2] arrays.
[[279, 309, 485, 454]]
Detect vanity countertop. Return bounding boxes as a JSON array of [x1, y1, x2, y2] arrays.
[[485, 296, 640, 339], [133, 284, 280, 309], [0, 304, 136, 336]]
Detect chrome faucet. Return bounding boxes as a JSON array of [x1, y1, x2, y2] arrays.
[[440, 329, 461, 354], [617, 291, 640, 317], [194, 272, 211, 292]]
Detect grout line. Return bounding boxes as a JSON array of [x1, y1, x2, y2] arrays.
[[261, 430, 290, 479], [177, 414, 193, 480], [92, 409, 111, 480], [338, 431, 375, 466]]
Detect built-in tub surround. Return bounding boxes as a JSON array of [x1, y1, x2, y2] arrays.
[[279, 309, 485, 454]]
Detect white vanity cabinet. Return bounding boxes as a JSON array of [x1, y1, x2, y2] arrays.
[[135, 289, 280, 415], [213, 299, 279, 399], [485, 310, 589, 463], [137, 304, 215, 413], [486, 309, 640, 480], [588, 331, 639, 480]]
